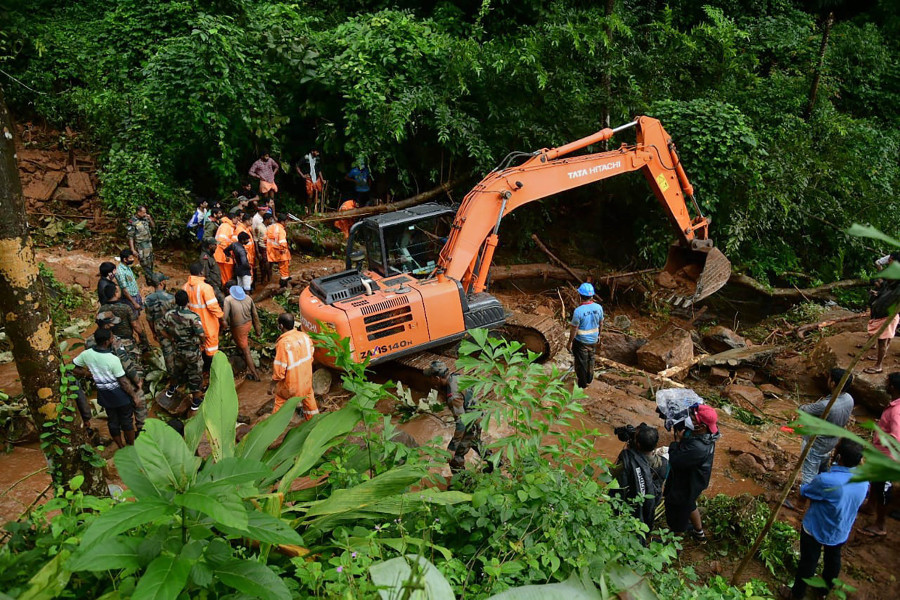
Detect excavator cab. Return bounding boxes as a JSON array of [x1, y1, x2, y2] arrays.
[[346, 204, 456, 279], [660, 244, 732, 306]]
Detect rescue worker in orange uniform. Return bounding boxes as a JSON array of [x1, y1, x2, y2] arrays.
[[184, 262, 226, 372], [334, 199, 359, 239], [235, 211, 257, 287], [265, 212, 292, 288], [268, 312, 318, 418], [214, 213, 237, 285]]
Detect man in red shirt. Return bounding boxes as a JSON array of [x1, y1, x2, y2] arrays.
[[249, 150, 280, 200], [864, 372, 900, 536]]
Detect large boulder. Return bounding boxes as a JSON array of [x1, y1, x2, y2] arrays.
[[599, 331, 646, 366], [702, 326, 748, 354], [637, 328, 693, 373], [724, 384, 765, 407], [809, 331, 893, 412]]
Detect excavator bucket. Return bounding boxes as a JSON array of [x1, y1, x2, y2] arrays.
[[658, 245, 732, 306]]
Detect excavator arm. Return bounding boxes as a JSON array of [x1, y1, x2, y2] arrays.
[[437, 116, 730, 302]]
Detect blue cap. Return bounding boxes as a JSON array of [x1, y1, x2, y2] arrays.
[[229, 286, 246, 301], [577, 282, 595, 297]]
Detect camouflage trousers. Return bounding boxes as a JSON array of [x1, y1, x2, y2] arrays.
[[117, 337, 146, 429], [136, 242, 154, 282], [448, 418, 491, 472], [172, 350, 203, 394], [159, 338, 175, 377]]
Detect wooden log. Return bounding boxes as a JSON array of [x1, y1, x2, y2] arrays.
[[595, 355, 685, 389], [794, 313, 865, 339], [728, 273, 869, 301], [299, 177, 467, 224], [490, 263, 588, 282], [290, 232, 344, 253], [531, 234, 583, 282], [658, 354, 707, 381]]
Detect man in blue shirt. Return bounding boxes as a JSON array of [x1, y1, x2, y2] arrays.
[[345, 162, 372, 206], [784, 439, 869, 599], [567, 282, 604, 388]]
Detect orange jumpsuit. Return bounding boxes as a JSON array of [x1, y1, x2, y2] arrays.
[[183, 275, 224, 355], [266, 222, 291, 279], [214, 217, 236, 284], [334, 199, 358, 239], [235, 221, 257, 270], [272, 329, 318, 418]]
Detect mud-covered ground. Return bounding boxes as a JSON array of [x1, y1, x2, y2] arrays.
[[2, 240, 899, 598]]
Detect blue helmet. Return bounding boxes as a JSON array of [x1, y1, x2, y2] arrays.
[[577, 282, 595, 297]]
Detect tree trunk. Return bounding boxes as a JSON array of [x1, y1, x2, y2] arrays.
[[600, 0, 615, 151], [728, 272, 868, 301], [0, 87, 107, 496], [299, 176, 467, 224], [804, 11, 834, 120]]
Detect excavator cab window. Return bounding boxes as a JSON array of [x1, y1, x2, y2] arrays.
[[382, 215, 451, 278]]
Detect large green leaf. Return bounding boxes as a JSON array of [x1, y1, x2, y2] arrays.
[[174, 481, 249, 530], [261, 418, 317, 485], [197, 456, 270, 488], [304, 466, 427, 530], [68, 537, 141, 572], [184, 410, 206, 455], [18, 550, 72, 600], [217, 510, 304, 546], [236, 396, 302, 461], [794, 412, 900, 483], [486, 573, 605, 600], [847, 224, 900, 248], [132, 555, 192, 600], [134, 419, 200, 492], [79, 498, 175, 550], [114, 445, 166, 500], [369, 554, 455, 600], [201, 352, 239, 461], [214, 558, 291, 600], [276, 406, 362, 494]]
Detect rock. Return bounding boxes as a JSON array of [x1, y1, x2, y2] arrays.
[[724, 384, 765, 407], [699, 345, 782, 368], [637, 328, 693, 373], [598, 331, 646, 366], [733, 452, 766, 477], [702, 326, 748, 354], [809, 331, 892, 411], [534, 304, 554, 316], [390, 430, 420, 448], [612, 314, 632, 330], [657, 271, 677, 289], [707, 366, 731, 385], [735, 367, 756, 381], [759, 383, 784, 397]]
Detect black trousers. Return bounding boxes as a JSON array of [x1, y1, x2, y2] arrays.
[[572, 339, 595, 388], [792, 528, 843, 598]]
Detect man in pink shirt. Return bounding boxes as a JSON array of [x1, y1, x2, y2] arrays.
[[865, 372, 900, 536], [249, 150, 280, 200]]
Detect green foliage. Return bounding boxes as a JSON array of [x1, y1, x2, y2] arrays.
[[4, 1, 900, 281], [699, 494, 799, 577], [38, 264, 83, 330]]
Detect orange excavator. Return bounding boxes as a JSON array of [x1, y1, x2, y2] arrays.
[[299, 116, 731, 366]]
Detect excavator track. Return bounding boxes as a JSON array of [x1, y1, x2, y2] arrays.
[[394, 311, 565, 373]]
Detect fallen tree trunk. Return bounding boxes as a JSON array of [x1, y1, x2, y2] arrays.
[[301, 177, 467, 224], [490, 263, 589, 282], [728, 273, 869, 301], [531, 234, 584, 282], [290, 232, 344, 253]]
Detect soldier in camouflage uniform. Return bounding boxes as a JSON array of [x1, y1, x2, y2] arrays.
[[160, 289, 206, 411], [423, 360, 493, 473], [200, 238, 226, 305], [86, 311, 147, 431], [127, 205, 156, 282], [143, 272, 175, 376], [99, 285, 145, 369], [202, 207, 223, 246]]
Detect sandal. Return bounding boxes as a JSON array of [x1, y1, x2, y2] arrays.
[[860, 526, 887, 537], [863, 367, 884, 374]]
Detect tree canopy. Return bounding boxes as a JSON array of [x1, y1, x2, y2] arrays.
[[2, 0, 898, 282]]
